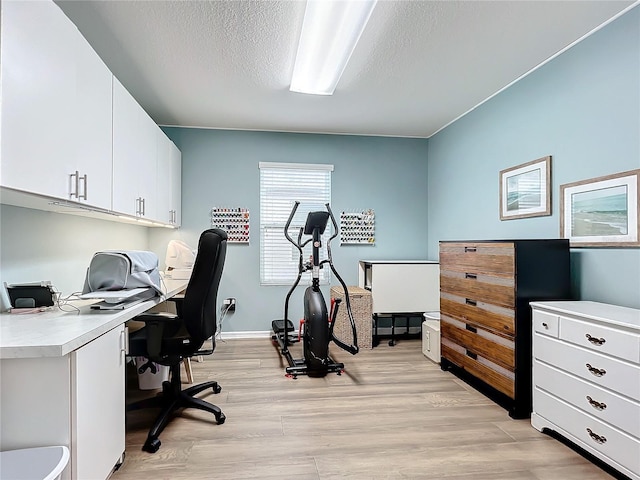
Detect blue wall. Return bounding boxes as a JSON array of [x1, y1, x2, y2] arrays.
[[149, 130, 430, 332], [427, 8, 640, 308]]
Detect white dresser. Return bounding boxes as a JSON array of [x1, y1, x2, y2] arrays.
[[531, 301, 640, 480]]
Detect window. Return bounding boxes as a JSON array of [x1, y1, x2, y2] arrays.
[[259, 162, 333, 285]]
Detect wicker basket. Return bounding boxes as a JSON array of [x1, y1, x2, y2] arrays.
[[330, 286, 373, 349]]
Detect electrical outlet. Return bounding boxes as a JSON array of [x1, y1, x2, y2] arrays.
[[223, 297, 236, 312]]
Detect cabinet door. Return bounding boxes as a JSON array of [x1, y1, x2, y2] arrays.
[[74, 29, 113, 210], [72, 325, 126, 480], [112, 78, 159, 219], [170, 141, 182, 227], [112, 79, 144, 216], [156, 132, 173, 224], [0, 0, 76, 197], [138, 112, 159, 220], [156, 132, 181, 226]]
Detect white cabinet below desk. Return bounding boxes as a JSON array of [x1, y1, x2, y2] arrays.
[[0, 325, 126, 480], [531, 301, 640, 480]]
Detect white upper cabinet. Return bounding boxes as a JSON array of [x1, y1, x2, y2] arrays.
[[73, 28, 113, 210], [156, 132, 182, 226], [169, 141, 182, 227], [1, 0, 180, 226], [0, 0, 112, 210], [112, 79, 158, 220], [1, 0, 77, 197]]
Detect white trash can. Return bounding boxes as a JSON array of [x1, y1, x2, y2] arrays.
[[135, 356, 170, 390], [0, 446, 69, 480], [422, 311, 441, 363]]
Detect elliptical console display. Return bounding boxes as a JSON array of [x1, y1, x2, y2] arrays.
[[271, 202, 358, 378]]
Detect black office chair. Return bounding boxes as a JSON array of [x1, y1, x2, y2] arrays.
[[127, 228, 227, 453]]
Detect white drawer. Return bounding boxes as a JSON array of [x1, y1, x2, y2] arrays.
[[534, 360, 640, 438], [533, 310, 559, 338], [534, 388, 640, 475], [560, 315, 640, 363], [535, 335, 640, 401]]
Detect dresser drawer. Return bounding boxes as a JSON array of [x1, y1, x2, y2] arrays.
[[535, 360, 640, 438], [441, 342, 515, 399], [533, 310, 559, 338], [439, 242, 515, 277], [560, 316, 640, 363], [440, 271, 514, 309], [535, 335, 640, 400], [442, 319, 514, 370], [441, 295, 515, 336], [534, 388, 640, 476]]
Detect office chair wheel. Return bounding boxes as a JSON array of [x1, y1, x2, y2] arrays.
[[213, 384, 222, 394], [142, 438, 161, 453], [217, 413, 226, 425]]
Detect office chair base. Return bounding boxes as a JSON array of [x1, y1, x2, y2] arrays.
[[128, 363, 225, 453]]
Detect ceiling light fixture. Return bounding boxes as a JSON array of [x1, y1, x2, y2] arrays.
[[290, 0, 378, 96]]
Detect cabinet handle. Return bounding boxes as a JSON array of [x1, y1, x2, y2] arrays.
[[541, 322, 549, 328], [69, 171, 80, 199], [121, 326, 129, 355], [465, 273, 477, 279], [585, 334, 606, 346], [135, 197, 141, 216], [465, 298, 477, 306], [141, 197, 146, 216], [80, 173, 87, 200], [464, 246, 477, 253], [586, 396, 607, 411], [585, 363, 606, 377], [586, 428, 607, 444]]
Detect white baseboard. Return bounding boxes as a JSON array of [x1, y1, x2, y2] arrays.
[[217, 330, 272, 340]]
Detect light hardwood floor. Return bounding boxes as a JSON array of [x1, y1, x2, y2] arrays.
[[113, 338, 618, 480]]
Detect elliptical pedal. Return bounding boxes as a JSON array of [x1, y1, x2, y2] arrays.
[[271, 319, 295, 334]]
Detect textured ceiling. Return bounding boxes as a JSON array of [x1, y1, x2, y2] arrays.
[[55, 0, 637, 138]]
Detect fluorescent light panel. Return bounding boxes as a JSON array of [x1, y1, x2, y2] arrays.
[[290, 0, 377, 95]]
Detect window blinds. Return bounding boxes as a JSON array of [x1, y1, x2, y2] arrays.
[[259, 162, 333, 286]]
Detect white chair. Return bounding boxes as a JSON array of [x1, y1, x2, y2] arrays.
[[0, 446, 69, 480]]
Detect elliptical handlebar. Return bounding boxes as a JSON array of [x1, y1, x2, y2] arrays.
[[324, 203, 359, 355], [284, 201, 301, 247], [326, 203, 339, 244]]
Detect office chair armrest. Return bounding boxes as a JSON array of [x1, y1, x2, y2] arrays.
[[134, 312, 181, 361], [168, 296, 184, 317]]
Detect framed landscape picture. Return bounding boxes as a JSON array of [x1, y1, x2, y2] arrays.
[[560, 169, 640, 247], [500, 156, 551, 220]]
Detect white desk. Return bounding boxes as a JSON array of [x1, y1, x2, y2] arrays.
[[0, 277, 188, 480], [358, 260, 440, 346], [358, 260, 440, 314]]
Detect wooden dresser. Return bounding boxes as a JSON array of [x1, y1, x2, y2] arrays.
[[439, 240, 571, 418], [531, 301, 640, 480]]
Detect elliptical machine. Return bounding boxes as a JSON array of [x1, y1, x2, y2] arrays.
[[271, 202, 359, 378]]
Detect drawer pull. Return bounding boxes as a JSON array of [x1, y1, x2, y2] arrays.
[[585, 334, 606, 346], [585, 363, 606, 377], [586, 428, 607, 444], [464, 246, 477, 253], [586, 396, 607, 411], [541, 322, 549, 329], [465, 299, 477, 306], [465, 273, 477, 280]]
